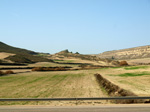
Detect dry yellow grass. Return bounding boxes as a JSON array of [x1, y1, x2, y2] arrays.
[[55, 58, 104, 65], [0, 52, 15, 59], [127, 58, 150, 65], [28, 62, 78, 68]]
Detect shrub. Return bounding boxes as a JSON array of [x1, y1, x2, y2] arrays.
[[5, 70, 14, 74], [0, 70, 14, 76], [0, 70, 4, 76], [120, 61, 128, 66], [54, 67, 67, 71], [32, 67, 44, 71]]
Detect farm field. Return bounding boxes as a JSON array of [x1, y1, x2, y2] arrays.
[[28, 62, 79, 68], [53, 58, 105, 66], [0, 70, 108, 105], [94, 65, 150, 96], [126, 58, 150, 65], [1, 64, 150, 105]]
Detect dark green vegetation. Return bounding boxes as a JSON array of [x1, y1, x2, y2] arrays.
[[0, 42, 37, 55], [117, 72, 150, 77], [0, 42, 52, 63], [6, 54, 51, 63]]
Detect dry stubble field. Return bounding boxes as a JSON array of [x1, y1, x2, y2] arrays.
[[1, 65, 150, 105], [0, 70, 108, 105]]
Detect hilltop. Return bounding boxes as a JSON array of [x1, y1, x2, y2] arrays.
[[97, 45, 150, 60], [0, 42, 51, 64]]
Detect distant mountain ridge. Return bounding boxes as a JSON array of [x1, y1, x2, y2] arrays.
[[0, 41, 51, 63], [97, 45, 150, 60]]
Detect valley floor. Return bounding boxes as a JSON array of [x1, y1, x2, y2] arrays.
[[1, 64, 150, 105]]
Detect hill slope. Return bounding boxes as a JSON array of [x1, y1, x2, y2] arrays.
[[97, 45, 150, 60], [0, 42, 37, 55], [0, 41, 51, 63], [50, 50, 120, 66]]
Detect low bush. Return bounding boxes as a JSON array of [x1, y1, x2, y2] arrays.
[[32, 67, 44, 71], [5, 70, 14, 74], [120, 61, 128, 66], [53, 67, 67, 71], [0, 70, 4, 76], [0, 70, 14, 76]]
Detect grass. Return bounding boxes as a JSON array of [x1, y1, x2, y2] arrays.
[[124, 66, 150, 70], [0, 70, 107, 105], [116, 72, 150, 77], [101, 65, 150, 70], [98, 65, 150, 96]]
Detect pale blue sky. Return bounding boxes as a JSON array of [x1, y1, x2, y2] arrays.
[[0, 0, 150, 54]]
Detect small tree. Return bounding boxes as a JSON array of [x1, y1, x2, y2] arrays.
[[112, 56, 115, 60], [75, 52, 79, 54]]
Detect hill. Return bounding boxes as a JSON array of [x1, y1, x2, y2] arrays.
[[97, 45, 150, 60], [0, 41, 51, 63], [50, 49, 120, 67], [0, 42, 37, 55]]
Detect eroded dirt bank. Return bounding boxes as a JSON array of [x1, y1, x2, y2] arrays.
[[94, 74, 146, 104]]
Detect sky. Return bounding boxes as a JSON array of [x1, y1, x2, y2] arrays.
[[0, 0, 150, 54]]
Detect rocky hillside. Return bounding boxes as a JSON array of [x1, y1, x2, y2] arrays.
[[97, 45, 150, 60]]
